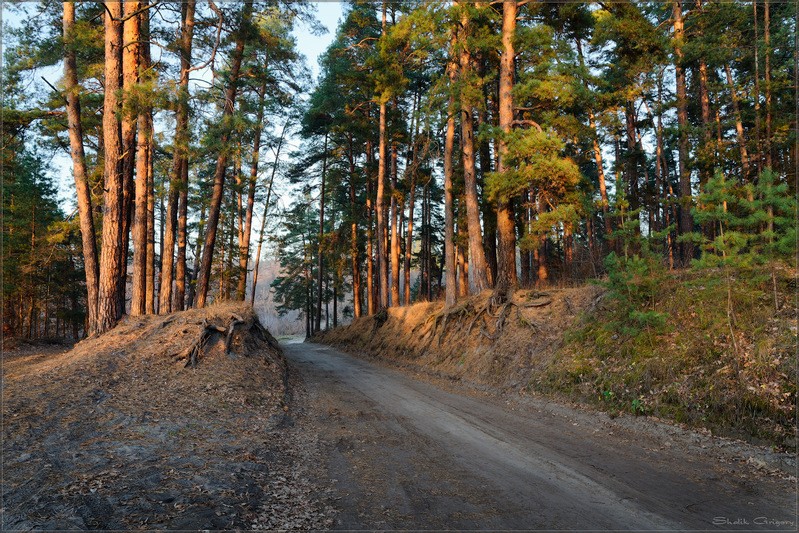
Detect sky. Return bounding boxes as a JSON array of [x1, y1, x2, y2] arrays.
[[2, 1, 345, 211]]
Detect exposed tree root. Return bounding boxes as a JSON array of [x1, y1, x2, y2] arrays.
[[412, 291, 556, 348], [175, 313, 277, 368]]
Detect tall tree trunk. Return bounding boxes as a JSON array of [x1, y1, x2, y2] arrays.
[[188, 203, 205, 308], [673, 0, 694, 263], [159, 170, 179, 312], [519, 205, 531, 287], [161, 0, 194, 312], [173, 0, 196, 310], [145, 142, 156, 314], [724, 63, 751, 180], [655, 76, 666, 232], [390, 138, 401, 306], [347, 135, 362, 317], [316, 133, 328, 332], [458, 4, 490, 292], [457, 206, 469, 298], [695, 0, 713, 187], [237, 80, 266, 301], [495, 0, 518, 292], [131, 7, 152, 316], [763, 0, 772, 169], [63, 1, 100, 333], [477, 61, 497, 285], [250, 121, 286, 305], [366, 137, 376, 315], [375, 0, 389, 310], [752, 0, 762, 177], [97, 0, 125, 333], [624, 100, 640, 214], [576, 38, 610, 240], [195, 3, 251, 308], [443, 32, 458, 307], [119, 0, 140, 315]]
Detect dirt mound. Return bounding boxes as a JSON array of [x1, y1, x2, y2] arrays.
[[317, 286, 603, 389], [2, 303, 333, 530]]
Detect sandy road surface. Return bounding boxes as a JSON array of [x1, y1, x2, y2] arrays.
[[283, 340, 796, 531]]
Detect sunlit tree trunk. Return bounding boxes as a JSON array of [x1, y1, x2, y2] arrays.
[[63, 1, 99, 333], [97, 0, 125, 333], [195, 3, 251, 308], [458, 3, 490, 292], [444, 33, 458, 307], [375, 0, 389, 310], [390, 138, 400, 307], [495, 0, 518, 292], [131, 7, 152, 316], [172, 0, 196, 310]]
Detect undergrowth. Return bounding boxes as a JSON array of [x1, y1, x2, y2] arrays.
[[536, 264, 796, 449]]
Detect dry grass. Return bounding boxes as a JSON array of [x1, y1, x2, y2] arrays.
[[317, 286, 604, 389], [2, 302, 293, 530]]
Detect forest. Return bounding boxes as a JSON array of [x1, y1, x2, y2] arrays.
[[2, 0, 796, 340]]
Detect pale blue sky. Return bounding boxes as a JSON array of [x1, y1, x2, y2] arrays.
[[1, 1, 345, 210], [304, 2, 345, 79]]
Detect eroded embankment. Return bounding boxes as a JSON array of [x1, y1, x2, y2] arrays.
[[317, 287, 603, 389], [2, 303, 334, 530]]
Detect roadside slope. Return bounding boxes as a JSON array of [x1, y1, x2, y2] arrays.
[[320, 287, 601, 389], [317, 271, 796, 449]]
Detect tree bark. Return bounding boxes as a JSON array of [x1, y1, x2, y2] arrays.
[[96, 0, 125, 333], [456, 206, 469, 298], [145, 139, 156, 314], [724, 63, 751, 180], [752, 0, 762, 177], [316, 133, 328, 332], [347, 135, 362, 317], [375, 0, 389, 310], [495, 0, 518, 292], [195, 3, 251, 308], [161, 1, 194, 313], [174, 0, 196, 310], [63, 1, 100, 333], [763, 0, 772, 169], [673, 0, 694, 263], [131, 6, 152, 316], [366, 136, 375, 315], [390, 136, 400, 306], [458, 4, 490, 292], [119, 0, 141, 314]]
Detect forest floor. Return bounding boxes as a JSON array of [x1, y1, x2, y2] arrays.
[[1, 303, 336, 531]]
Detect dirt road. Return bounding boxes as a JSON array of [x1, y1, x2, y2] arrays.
[[284, 340, 796, 531]]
